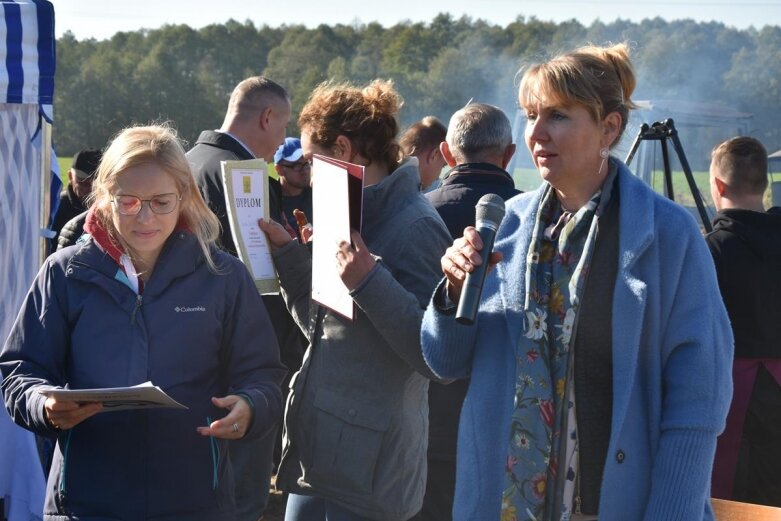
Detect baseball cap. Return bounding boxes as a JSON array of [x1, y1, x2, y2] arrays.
[[72, 149, 102, 181], [274, 137, 303, 165]]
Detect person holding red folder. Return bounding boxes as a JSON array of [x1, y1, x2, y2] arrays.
[[260, 79, 452, 521]]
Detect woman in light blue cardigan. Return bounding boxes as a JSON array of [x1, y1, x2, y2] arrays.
[[421, 43, 733, 521]]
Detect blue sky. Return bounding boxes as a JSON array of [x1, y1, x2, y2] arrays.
[[55, 0, 781, 40]]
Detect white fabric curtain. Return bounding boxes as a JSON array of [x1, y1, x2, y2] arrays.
[[0, 102, 41, 342]]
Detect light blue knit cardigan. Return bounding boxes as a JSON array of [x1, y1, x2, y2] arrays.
[[422, 160, 734, 521]]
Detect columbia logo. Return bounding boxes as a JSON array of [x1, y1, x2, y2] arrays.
[[175, 306, 206, 313]]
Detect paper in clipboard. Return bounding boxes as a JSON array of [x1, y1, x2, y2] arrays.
[[220, 160, 280, 294], [311, 154, 364, 320]]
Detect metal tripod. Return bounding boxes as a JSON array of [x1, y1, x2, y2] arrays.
[[625, 118, 713, 233]]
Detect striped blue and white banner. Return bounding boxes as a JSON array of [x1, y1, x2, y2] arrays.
[[1, 4, 55, 519], [0, 0, 54, 104], [1, 0, 57, 343]]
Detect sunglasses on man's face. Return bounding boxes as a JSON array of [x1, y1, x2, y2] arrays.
[[279, 160, 311, 173]]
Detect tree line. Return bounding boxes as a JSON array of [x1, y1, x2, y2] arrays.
[[54, 14, 781, 158]]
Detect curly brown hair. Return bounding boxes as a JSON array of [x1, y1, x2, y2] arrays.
[[298, 79, 403, 170]]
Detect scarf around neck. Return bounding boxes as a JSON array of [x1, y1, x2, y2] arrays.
[[83, 208, 190, 294], [503, 163, 617, 521]]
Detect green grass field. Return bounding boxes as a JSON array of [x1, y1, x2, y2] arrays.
[[56, 156, 71, 186]]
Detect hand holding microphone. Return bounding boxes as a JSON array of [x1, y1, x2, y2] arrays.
[[440, 194, 506, 325]]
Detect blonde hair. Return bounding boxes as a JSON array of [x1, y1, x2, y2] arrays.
[[90, 124, 222, 271], [298, 79, 403, 170], [519, 42, 638, 143]]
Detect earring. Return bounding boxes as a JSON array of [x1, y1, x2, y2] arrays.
[[597, 147, 609, 176]]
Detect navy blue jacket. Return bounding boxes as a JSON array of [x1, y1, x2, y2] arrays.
[[1, 232, 286, 520], [425, 163, 521, 240]]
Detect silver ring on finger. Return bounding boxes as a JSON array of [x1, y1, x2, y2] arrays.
[[231, 422, 240, 434]]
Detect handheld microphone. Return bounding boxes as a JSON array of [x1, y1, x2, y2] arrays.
[[456, 193, 506, 325]]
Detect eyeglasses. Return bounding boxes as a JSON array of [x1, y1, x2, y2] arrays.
[[111, 193, 181, 216], [279, 160, 311, 173]]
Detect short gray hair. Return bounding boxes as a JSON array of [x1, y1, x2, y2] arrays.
[[446, 102, 512, 163], [227, 76, 289, 119]]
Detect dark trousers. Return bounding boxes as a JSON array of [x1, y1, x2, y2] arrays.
[[732, 365, 781, 507], [409, 458, 456, 521]]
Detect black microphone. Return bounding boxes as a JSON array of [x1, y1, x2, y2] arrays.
[[456, 193, 506, 325]]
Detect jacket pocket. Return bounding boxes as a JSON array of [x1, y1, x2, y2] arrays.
[[308, 388, 391, 495]]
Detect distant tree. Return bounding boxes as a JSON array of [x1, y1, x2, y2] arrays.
[[264, 24, 355, 123], [51, 16, 781, 159], [421, 32, 516, 127], [723, 26, 781, 146], [349, 22, 385, 84], [197, 20, 285, 103]]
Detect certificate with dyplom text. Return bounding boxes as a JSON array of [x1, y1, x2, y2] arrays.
[[221, 159, 279, 294]]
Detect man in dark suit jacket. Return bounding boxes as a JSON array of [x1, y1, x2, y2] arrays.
[[414, 103, 521, 521], [187, 76, 290, 255], [187, 76, 298, 521]]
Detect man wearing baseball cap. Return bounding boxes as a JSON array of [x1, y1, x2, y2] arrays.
[[273, 137, 312, 242], [49, 148, 102, 253]]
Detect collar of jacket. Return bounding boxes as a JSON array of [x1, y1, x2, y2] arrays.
[[710, 208, 781, 258], [65, 183, 88, 212], [194, 130, 254, 160], [79, 208, 196, 292], [360, 158, 422, 233], [442, 162, 515, 185], [67, 230, 204, 298]]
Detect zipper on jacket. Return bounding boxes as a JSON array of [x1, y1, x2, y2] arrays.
[[207, 416, 219, 490], [57, 430, 74, 507], [130, 294, 143, 325]]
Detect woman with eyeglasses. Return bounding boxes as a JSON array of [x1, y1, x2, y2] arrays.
[[0, 124, 286, 520]]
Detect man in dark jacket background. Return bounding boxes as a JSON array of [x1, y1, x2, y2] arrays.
[[187, 76, 299, 521], [708, 136, 781, 507], [414, 102, 521, 521], [49, 149, 101, 253]]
